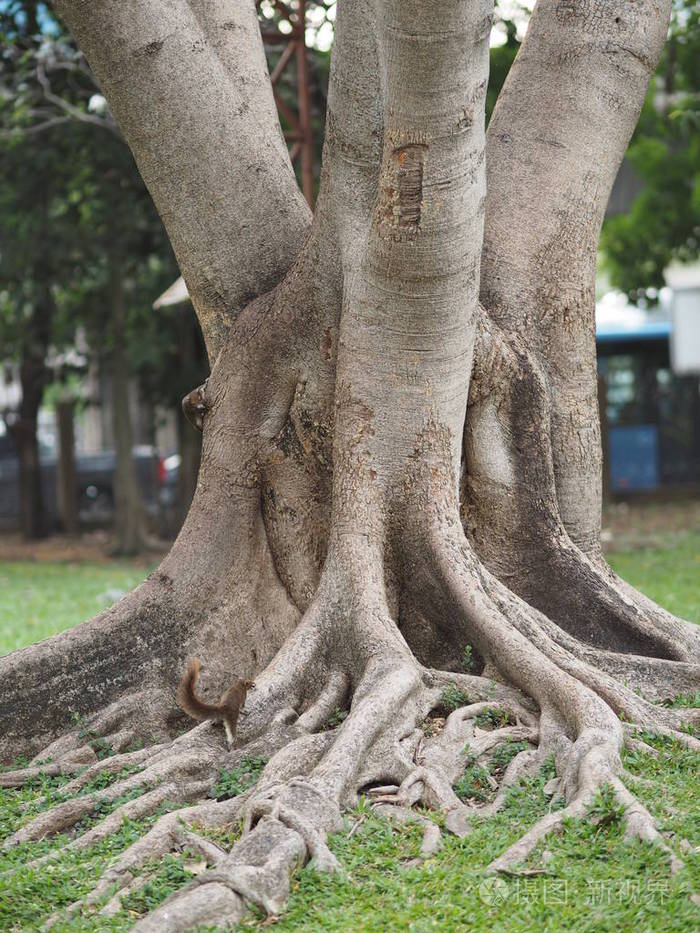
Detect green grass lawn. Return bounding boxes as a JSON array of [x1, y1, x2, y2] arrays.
[[0, 534, 698, 931], [0, 562, 151, 655], [607, 532, 700, 625]]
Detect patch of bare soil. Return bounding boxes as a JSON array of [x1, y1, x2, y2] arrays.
[[602, 498, 700, 552], [0, 531, 168, 566]]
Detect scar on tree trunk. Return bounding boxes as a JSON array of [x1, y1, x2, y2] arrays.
[[0, 0, 698, 929]]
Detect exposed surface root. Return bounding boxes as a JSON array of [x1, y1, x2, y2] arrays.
[[29, 780, 215, 884], [5, 631, 694, 930], [611, 777, 684, 874], [487, 765, 686, 877], [487, 796, 588, 873], [3, 724, 227, 857], [0, 761, 86, 788], [61, 745, 168, 794], [624, 736, 662, 758], [51, 794, 252, 923], [623, 722, 700, 752], [369, 698, 539, 837], [370, 801, 442, 865], [476, 748, 541, 818], [466, 315, 700, 671], [1, 745, 169, 806], [3, 522, 696, 929], [135, 779, 343, 930], [21, 688, 175, 773], [35, 725, 310, 924], [397, 517, 693, 885]]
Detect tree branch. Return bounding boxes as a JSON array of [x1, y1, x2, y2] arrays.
[[318, 0, 382, 271], [0, 115, 71, 138], [483, 0, 672, 338], [35, 59, 121, 136], [330, 0, 493, 497], [53, 0, 311, 361], [480, 0, 672, 551]]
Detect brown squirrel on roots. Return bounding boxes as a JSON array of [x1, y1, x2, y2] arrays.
[[177, 658, 255, 749]]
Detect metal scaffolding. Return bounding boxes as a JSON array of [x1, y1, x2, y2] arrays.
[[258, 0, 315, 207]]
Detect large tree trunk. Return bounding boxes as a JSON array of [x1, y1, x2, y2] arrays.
[[1, 1, 697, 928]]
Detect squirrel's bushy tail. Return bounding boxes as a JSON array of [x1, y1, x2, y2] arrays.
[[177, 657, 223, 721]]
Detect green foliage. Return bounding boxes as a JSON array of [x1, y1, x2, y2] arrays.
[[586, 784, 626, 829], [474, 707, 513, 730], [72, 713, 115, 761], [0, 781, 188, 931], [600, 0, 700, 296], [606, 531, 700, 624], [454, 753, 493, 803], [0, 544, 698, 930], [461, 643, 476, 672], [455, 740, 531, 803], [121, 854, 196, 917], [486, 18, 520, 123], [209, 757, 268, 801], [665, 691, 700, 709], [239, 738, 699, 932], [325, 706, 348, 730], [439, 684, 472, 713], [0, 9, 203, 465], [78, 765, 144, 794], [491, 739, 530, 774]]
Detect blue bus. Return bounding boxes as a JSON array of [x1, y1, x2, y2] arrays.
[[597, 316, 700, 495]]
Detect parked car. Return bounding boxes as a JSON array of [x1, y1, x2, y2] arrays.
[[0, 430, 167, 530], [156, 451, 180, 508]]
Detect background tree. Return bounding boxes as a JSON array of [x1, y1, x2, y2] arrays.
[[601, 0, 699, 296], [486, 12, 521, 119], [1, 2, 180, 547], [60, 143, 179, 554], [0, 1, 698, 928], [0, 28, 92, 538], [135, 300, 208, 533]]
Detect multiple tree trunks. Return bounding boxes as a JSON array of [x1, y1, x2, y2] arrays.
[[1, 0, 698, 929]]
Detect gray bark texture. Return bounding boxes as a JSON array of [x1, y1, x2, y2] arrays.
[[1, 1, 698, 928]]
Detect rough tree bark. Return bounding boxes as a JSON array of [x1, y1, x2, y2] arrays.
[[1, 0, 698, 929]]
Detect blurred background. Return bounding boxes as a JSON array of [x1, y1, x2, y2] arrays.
[[0, 1, 698, 649]]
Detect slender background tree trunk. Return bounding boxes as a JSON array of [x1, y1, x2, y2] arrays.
[[10, 290, 53, 539], [108, 265, 146, 555], [176, 413, 200, 533], [56, 398, 79, 536]]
